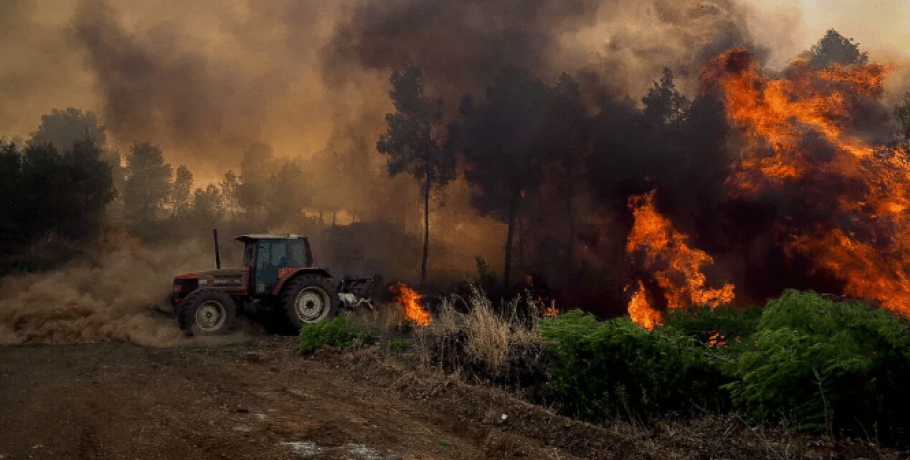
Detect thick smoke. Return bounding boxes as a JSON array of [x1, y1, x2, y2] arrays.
[[3, 0, 910, 344], [323, 0, 761, 101], [75, 0, 293, 172]]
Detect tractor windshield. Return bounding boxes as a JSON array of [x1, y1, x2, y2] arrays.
[[252, 239, 312, 294]]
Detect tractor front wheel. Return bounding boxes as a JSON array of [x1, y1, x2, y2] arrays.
[[281, 275, 340, 329], [179, 289, 238, 336]]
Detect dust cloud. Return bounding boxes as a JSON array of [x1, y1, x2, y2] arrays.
[[0, 240, 252, 347]]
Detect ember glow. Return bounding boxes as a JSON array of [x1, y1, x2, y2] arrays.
[[390, 283, 431, 326], [705, 48, 910, 318], [541, 304, 559, 318], [625, 191, 735, 329]]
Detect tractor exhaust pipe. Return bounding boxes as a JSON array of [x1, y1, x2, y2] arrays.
[[213, 228, 222, 269]]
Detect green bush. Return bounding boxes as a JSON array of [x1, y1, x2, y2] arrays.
[[725, 290, 910, 443], [389, 334, 410, 351], [298, 316, 379, 352], [663, 305, 761, 358], [540, 311, 732, 423]]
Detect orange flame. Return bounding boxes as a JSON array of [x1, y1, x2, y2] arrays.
[[541, 304, 558, 318], [708, 331, 726, 348], [625, 191, 735, 329], [705, 49, 892, 198], [390, 283, 431, 326], [627, 280, 661, 330], [705, 48, 910, 318]]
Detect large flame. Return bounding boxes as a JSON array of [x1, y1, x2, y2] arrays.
[[705, 48, 910, 317], [625, 191, 735, 329], [390, 283, 431, 326]]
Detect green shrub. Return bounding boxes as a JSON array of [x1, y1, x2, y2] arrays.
[[663, 305, 761, 357], [540, 311, 732, 424], [298, 316, 379, 352], [389, 334, 410, 351], [726, 290, 910, 443]]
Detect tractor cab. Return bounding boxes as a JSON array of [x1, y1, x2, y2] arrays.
[[238, 234, 314, 295]]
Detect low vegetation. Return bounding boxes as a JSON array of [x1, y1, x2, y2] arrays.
[[298, 316, 379, 352], [307, 288, 910, 451], [409, 288, 548, 388]]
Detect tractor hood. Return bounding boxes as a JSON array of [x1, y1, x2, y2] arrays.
[[175, 268, 246, 288]]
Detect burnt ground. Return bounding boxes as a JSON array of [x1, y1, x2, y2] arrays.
[[1, 339, 907, 460]]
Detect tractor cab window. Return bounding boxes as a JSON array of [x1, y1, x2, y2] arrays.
[[254, 240, 283, 294], [288, 240, 310, 266], [271, 241, 288, 267], [253, 239, 311, 294]]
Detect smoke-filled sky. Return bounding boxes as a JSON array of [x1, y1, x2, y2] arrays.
[[3, 0, 909, 173], [3, 0, 910, 345]]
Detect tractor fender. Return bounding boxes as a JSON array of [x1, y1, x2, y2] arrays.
[[272, 268, 334, 296]]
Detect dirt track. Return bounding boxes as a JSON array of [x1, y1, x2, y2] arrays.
[[0, 339, 583, 460]]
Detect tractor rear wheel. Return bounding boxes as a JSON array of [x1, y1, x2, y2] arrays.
[[281, 275, 339, 329], [179, 288, 238, 336]]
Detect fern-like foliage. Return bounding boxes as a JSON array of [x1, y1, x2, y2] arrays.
[[726, 290, 910, 442], [540, 311, 732, 423]]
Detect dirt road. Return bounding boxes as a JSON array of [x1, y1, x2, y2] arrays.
[[0, 339, 587, 460]]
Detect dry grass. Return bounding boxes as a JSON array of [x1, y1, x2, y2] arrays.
[[412, 286, 542, 374]]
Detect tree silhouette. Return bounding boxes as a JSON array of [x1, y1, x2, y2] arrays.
[[171, 165, 194, 220], [452, 65, 553, 289], [0, 143, 21, 247], [804, 29, 868, 68], [63, 140, 116, 239], [123, 142, 172, 226], [190, 184, 224, 228], [28, 108, 107, 152], [377, 65, 455, 285], [239, 142, 274, 217], [220, 170, 240, 221], [266, 159, 312, 228], [543, 73, 589, 286], [642, 68, 690, 126], [0, 140, 114, 251]]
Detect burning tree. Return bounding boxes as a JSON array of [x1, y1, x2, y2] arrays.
[[701, 44, 909, 317], [378, 65, 456, 286]]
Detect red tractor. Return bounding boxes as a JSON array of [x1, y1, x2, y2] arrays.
[[160, 232, 380, 336]]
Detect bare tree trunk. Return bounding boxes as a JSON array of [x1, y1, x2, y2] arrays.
[[503, 191, 521, 290], [420, 168, 431, 286]]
